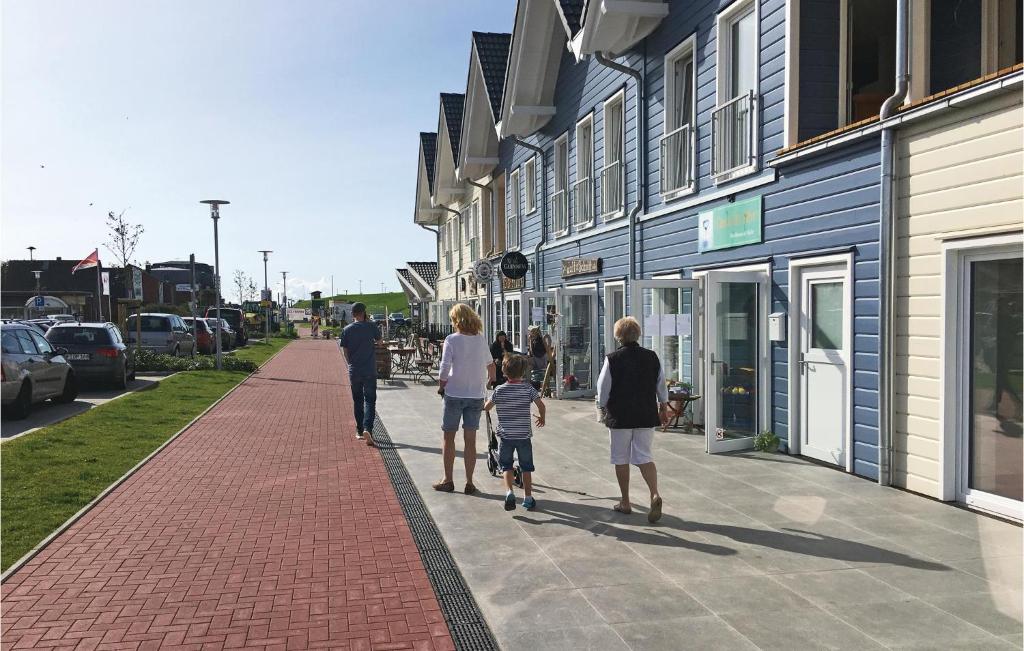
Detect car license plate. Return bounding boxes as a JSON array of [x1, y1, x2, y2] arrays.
[[66, 354, 90, 360]]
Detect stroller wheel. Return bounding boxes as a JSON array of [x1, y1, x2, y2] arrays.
[[487, 455, 497, 476], [513, 466, 523, 488]]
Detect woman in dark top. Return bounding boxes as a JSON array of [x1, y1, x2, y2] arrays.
[[490, 331, 514, 385], [596, 316, 669, 522]]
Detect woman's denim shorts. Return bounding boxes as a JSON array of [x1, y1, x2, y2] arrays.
[[442, 396, 485, 431]]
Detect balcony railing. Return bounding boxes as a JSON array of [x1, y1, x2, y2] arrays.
[[659, 123, 695, 194], [600, 160, 623, 218], [711, 91, 757, 179], [551, 189, 568, 234], [572, 177, 593, 228]]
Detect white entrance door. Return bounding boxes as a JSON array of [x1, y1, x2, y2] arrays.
[[631, 279, 701, 391], [554, 288, 598, 398], [520, 291, 555, 353], [798, 265, 850, 467], [704, 270, 769, 453]]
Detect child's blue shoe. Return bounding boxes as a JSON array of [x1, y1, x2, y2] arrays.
[[504, 491, 516, 511], [523, 496, 536, 511]]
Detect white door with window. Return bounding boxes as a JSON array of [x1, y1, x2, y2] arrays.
[[554, 288, 598, 398], [604, 282, 626, 356], [797, 266, 850, 466], [703, 270, 769, 453]]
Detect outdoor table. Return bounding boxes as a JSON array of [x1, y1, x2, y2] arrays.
[[663, 391, 701, 431], [390, 347, 416, 376]]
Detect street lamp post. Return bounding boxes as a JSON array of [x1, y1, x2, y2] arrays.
[[281, 271, 288, 331], [201, 199, 230, 370], [27, 246, 36, 261], [258, 250, 272, 342]]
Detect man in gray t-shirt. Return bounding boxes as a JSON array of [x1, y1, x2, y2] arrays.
[[339, 302, 381, 444]]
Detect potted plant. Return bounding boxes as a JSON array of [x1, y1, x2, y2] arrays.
[[753, 430, 780, 453]]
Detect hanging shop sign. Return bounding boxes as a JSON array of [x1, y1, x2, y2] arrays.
[[502, 276, 526, 290], [500, 251, 529, 280], [561, 257, 602, 278], [698, 195, 763, 253], [473, 259, 494, 284]]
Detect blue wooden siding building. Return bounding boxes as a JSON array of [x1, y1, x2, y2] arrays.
[[408, 0, 1023, 498]]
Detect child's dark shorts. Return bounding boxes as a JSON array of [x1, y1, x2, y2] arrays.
[[497, 437, 535, 473]]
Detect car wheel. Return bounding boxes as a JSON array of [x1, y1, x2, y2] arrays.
[[53, 372, 78, 404], [9, 381, 32, 420], [128, 363, 137, 382], [172, 346, 180, 358], [116, 362, 129, 390]]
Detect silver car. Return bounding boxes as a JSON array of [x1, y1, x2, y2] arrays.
[[125, 313, 196, 356], [1, 323, 78, 419]]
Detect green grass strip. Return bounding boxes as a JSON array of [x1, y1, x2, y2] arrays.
[[0, 338, 291, 571]]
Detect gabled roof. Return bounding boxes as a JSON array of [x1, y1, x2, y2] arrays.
[[499, 0, 569, 137], [420, 132, 437, 195], [555, 0, 585, 37], [440, 93, 465, 163], [407, 261, 438, 291], [395, 268, 423, 302], [472, 32, 512, 121]]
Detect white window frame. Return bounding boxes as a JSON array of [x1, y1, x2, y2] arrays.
[[601, 89, 626, 221], [574, 112, 596, 229], [508, 168, 521, 251], [602, 279, 627, 356], [552, 132, 570, 237], [525, 156, 537, 214], [940, 232, 1024, 520], [713, 0, 760, 184], [662, 35, 698, 201], [466, 200, 480, 262]]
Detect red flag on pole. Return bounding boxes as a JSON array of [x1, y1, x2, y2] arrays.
[[72, 249, 99, 274]]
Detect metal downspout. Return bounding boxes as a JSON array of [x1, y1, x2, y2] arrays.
[[877, 0, 910, 486], [596, 51, 644, 282], [512, 137, 547, 291]]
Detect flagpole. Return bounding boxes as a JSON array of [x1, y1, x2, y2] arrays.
[[96, 253, 104, 321]]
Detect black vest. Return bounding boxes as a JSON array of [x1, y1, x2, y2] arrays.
[[605, 343, 662, 429]]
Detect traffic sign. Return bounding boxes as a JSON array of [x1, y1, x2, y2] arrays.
[[34, 296, 45, 308]]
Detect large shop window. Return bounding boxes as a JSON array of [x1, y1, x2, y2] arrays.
[[713, 0, 758, 180], [601, 92, 625, 219], [508, 168, 521, 250], [947, 239, 1023, 521], [662, 37, 697, 197]]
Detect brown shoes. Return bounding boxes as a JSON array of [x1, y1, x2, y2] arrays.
[[464, 483, 477, 495], [432, 479, 454, 492]]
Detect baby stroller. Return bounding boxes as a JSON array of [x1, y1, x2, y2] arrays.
[[485, 410, 522, 487]]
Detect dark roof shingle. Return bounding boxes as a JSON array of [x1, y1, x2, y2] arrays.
[[472, 32, 512, 121], [407, 261, 438, 290], [419, 132, 437, 194], [439, 93, 465, 162], [556, 0, 584, 36]]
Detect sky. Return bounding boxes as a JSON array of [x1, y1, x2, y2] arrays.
[[1, 0, 515, 301]]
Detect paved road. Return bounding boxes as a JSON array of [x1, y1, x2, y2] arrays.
[[1, 375, 169, 440], [1, 339, 453, 650]]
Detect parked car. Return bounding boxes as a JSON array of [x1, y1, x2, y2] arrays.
[[389, 312, 407, 327], [45, 323, 135, 388], [182, 317, 214, 354], [1, 322, 78, 419], [204, 307, 247, 346], [1, 319, 48, 336], [124, 313, 196, 357], [204, 318, 234, 352]]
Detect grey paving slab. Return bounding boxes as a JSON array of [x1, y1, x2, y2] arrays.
[[377, 382, 1023, 650]]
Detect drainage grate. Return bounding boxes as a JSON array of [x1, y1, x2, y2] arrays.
[[372, 419, 499, 651]]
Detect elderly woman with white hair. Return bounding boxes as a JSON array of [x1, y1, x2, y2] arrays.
[[596, 316, 669, 522]]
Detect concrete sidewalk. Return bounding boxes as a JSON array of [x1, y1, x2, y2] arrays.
[[377, 381, 1022, 650], [1, 340, 453, 650]]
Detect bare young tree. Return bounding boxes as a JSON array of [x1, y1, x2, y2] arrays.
[[246, 278, 258, 302], [104, 209, 143, 297], [233, 269, 248, 305]]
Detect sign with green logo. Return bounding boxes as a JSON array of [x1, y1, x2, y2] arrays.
[[697, 196, 763, 253]]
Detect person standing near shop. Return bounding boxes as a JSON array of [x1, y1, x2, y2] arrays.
[[490, 330, 514, 386], [596, 316, 670, 522], [433, 303, 496, 494], [339, 302, 382, 445]]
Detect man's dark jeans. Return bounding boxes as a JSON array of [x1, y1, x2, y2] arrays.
[[350, 375, 377, 434]]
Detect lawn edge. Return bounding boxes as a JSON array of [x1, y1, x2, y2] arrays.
[[0, 341, 292, 582], [0, 373, 178, 446]]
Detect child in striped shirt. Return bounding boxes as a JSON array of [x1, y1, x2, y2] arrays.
[[484, 354, 546, 511]]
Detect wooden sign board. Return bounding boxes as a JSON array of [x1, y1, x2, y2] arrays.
[[562, 257, 602, 278]]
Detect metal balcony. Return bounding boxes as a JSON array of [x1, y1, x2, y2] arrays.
[[600, 160, 623, 218], [572, 177, 594, 228], [659, 123, 695, 194], [711, 91, 757, 179]]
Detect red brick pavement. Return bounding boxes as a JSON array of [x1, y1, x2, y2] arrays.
[[1, 339, 453, 651]]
